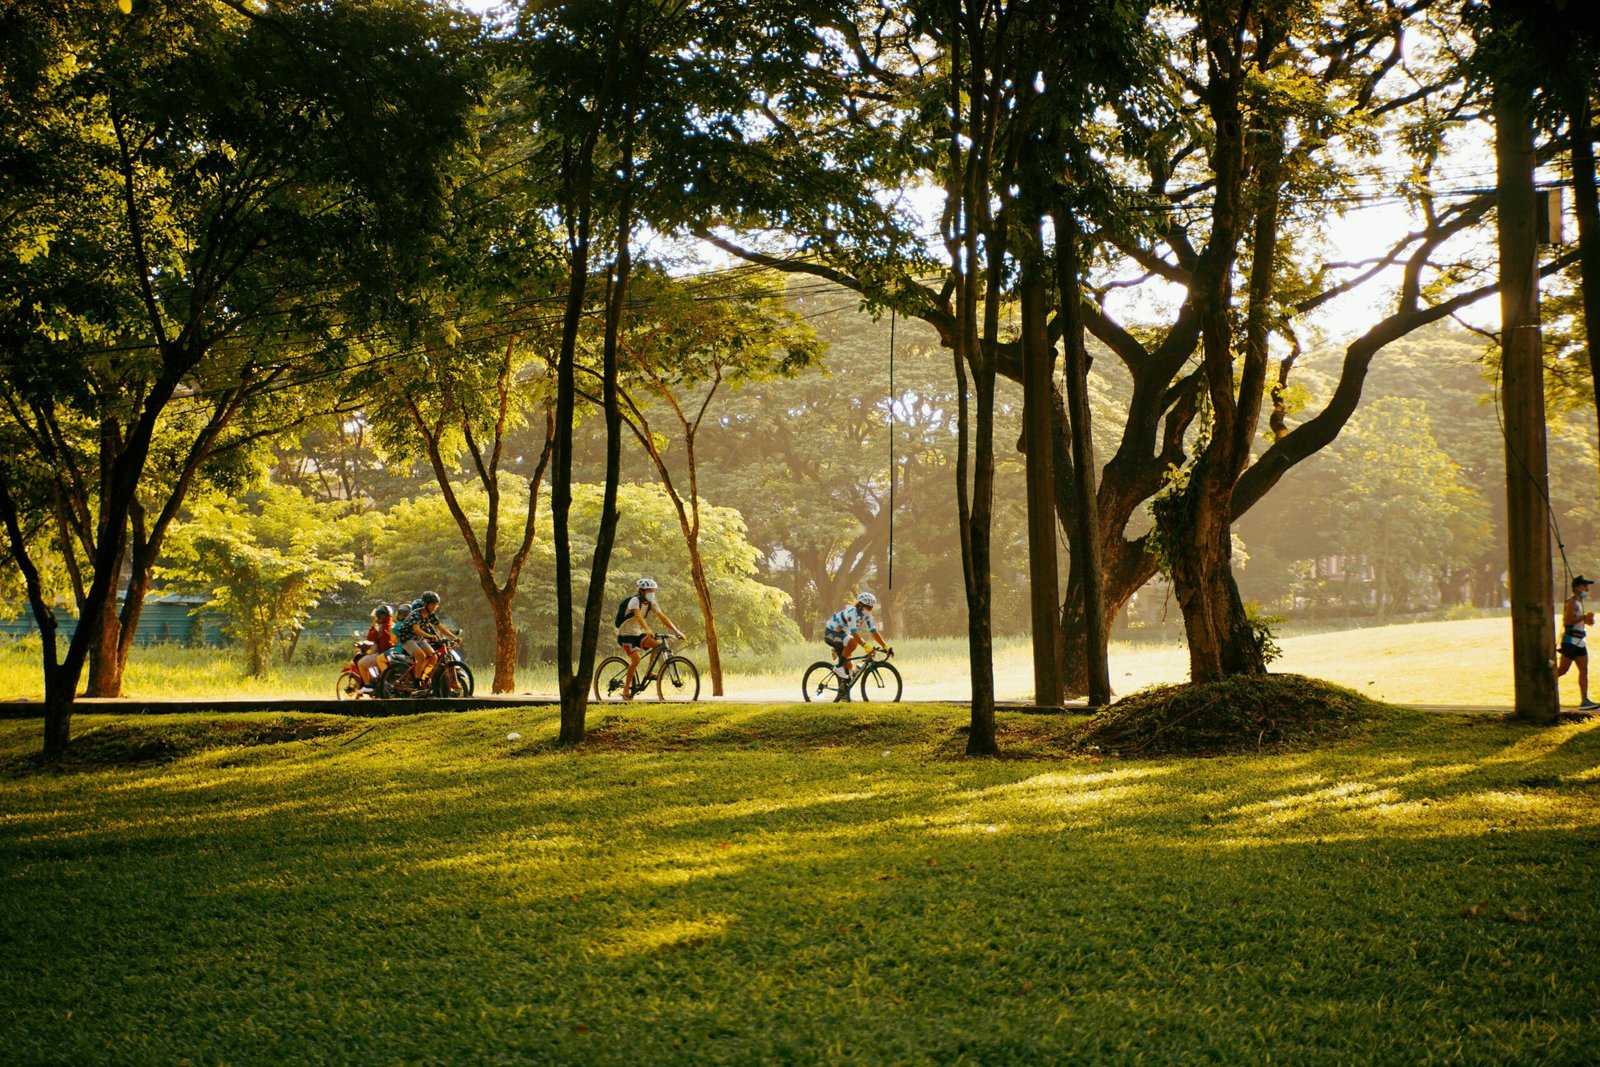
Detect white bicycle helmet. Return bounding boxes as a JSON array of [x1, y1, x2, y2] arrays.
[[637, 577, 659, 591], [856, 591, 877, 607]]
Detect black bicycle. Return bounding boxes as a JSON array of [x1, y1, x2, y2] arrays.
[[802, 647, 901, 702], [594, 635, 701, 702]]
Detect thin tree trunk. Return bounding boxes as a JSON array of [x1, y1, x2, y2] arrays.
[[1058, 211, 1110, 706], [1019, 213, 1063, 707]]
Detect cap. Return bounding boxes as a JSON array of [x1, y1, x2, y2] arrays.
[[1575, 576, 1593, 588]]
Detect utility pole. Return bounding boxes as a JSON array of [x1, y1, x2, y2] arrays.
[[1495, 66, 1559, 725]]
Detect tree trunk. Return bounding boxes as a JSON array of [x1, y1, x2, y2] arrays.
[[964, 363, 999, 753], [1019, 218, 1062, 706], [491, 593, 518, 693], [1156, 455, 1264, 684], [1571, 88, 1600, 447], [1495, 60, 1559, 724], [85, 589, 125, 697], [1058, 211, 1111, 706], [686, 545, 723, 694]]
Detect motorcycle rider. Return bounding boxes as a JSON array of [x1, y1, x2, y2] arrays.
[[394, 590, 457, 685]]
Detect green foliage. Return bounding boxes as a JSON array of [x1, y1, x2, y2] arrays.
[[158, 486, 367, 676], [1, 704, 1598, 1061], [369, 481, 797, 660]]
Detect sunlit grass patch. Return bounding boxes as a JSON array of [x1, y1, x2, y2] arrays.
[[0, 704, 1597, 1063]]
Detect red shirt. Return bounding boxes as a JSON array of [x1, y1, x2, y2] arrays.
[[366, 623, 396, 653]]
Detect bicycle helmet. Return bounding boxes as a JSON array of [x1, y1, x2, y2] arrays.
[[855, 591, 877, 608], [373, 604, 393, 620], [421, 590, 441, 605], [637, 578, 659, 591]]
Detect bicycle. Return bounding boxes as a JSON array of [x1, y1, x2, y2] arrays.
[[594, 634, 701, 702], [802, 647, 901, 702]]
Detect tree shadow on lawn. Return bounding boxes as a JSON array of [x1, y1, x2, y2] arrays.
[[3, 706, 1599, 1061]]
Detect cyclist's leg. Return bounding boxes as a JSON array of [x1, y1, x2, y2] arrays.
[[621, 638, 643, 695], [832, 630, 857, 681], [403, 638, 432, 679], [838, 635, 862, 678]]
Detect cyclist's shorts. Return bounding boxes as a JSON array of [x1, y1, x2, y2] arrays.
[[618, 634, 647, 650], [824, 631, 847, 653]]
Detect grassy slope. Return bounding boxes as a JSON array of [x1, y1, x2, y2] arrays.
[[1, 703, 1597, 1064]]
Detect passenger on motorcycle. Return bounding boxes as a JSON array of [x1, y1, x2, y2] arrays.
[[356, 604, 397, 695], [394, 591, 457, 683]]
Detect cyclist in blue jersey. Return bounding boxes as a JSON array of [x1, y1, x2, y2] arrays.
[[823, 591, 892, 702]]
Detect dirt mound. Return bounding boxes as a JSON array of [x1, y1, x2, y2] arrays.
[[1069, 673, 1384, 757]]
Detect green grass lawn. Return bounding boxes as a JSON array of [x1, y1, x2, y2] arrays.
[[2, 702, 1598, 1063]]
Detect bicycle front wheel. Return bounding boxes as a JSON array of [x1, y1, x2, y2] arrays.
[[857, 661, 902, 702], [335, 668, 364, 701], [802, 662, 844, 703], [656, 656, 700, 701], [594, 656, 633, 702]]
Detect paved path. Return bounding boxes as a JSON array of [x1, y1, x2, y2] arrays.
[[0, 697, 1529, 720]]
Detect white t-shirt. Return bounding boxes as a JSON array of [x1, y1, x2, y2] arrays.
[[618, 595, 654, 637]]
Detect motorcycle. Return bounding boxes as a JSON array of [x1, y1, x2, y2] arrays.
[[378, 635, 475, 699], [335, 636, 381, 700]]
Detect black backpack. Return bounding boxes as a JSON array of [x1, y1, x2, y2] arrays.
[[615, 596, 649, 628]]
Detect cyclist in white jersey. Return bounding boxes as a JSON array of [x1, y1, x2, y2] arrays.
[[823, 591, 892, 702]]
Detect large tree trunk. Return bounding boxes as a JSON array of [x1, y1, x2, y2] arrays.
[[1058, 212, 1111, 706], [1155, 455, 1264, 684], [84, 584, 125, 697], [1494, 55, 1559, 724]]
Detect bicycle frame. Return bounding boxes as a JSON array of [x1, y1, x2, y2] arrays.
[[633, 635, 678, 687]]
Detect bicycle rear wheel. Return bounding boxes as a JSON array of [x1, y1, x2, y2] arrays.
[[802, 661, 844, 702], [594, 656, 633, 702], [656, 656, 700, 701], [857, 661, 902, 702]]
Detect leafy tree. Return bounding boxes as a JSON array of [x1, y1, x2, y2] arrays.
[[1323, 398, 1491, 615], [0, 0, 481, 756], [587, 266, 823, 694], [158, 485, 366, 676], [369, 481, 798, 664]]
